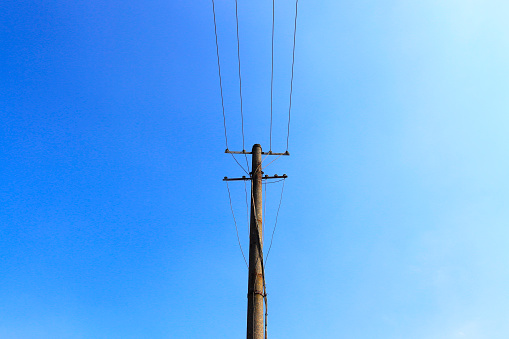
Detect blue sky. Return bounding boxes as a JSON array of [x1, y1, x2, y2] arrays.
[[1, 0, 509, 338]]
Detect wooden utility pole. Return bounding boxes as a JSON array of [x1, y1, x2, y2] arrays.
[[246, 144, 264, 339], [223, 145, 288, 339]]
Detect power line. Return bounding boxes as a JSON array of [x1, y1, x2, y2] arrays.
[[230, 153, 249, 175], [234, 0, 246, 153], [265, 178, 286, 264], [262, 154, 283, 171], [226, 181, 249, 268], [211, 1, 250, 172], [286, 0, 299, 151], [263, 180, 267, 237], [244, 180, 251, 235], [269, 0, 275, 152], [263, 178, 286, 184], [213, 0, 299, 154], [234, 0, 250, 171], [211, 0, 228, 149], [213, 1, 298, 335]]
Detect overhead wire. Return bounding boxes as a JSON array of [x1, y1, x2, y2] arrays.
[[234, 0, 250, 172], [226, 182, 249, 268], [265, 178, 286, 264], [211, 0, 249, 174], [262, 180, 267, 234], [269, 0, 275, 152], [244, 154, 250, 178], [286, 0, 299, 152], [231, 153, 249, 175], [244, 180, 250, 235], [211, 0, 229, 149], [213, 1, 298, 336], [262, 154, 283, 171], [234, 0, 245, 151], [213, 0, 298, 153], [263, 178, 286, 185]]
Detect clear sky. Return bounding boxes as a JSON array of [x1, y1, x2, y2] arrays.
[[1, 1, 509, 338]]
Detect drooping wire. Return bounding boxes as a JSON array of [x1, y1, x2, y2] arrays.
[[286, 0, 299, 151], [244, 180, 250, 235], [263, 179, 267, 233], [262, 178, 268, 337], [211, 0, 229, 149], [269, 0, 275, 152], [265, 178, 286, 264], [264, 178, 286, 184], [226, 181, 249, 268]]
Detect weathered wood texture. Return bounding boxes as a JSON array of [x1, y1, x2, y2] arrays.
[[246, 144, 264, 339]]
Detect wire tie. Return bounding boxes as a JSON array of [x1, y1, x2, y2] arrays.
[[247, 290, 267, 298]]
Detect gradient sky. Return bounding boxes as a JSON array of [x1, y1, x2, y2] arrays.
[[2, 1, 509, 338]]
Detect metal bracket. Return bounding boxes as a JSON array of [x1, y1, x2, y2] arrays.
[[223, 174, 288, 182], [225, 149, 289, 156]]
